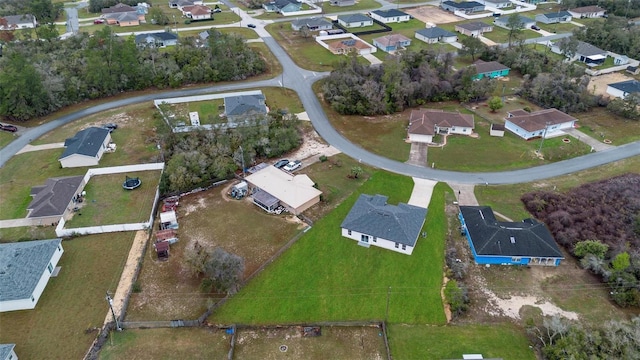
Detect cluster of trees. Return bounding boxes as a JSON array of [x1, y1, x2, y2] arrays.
[[444, 246, 470, 318], [87, 0, 139, 13], [0, 29, 266, 121], [528, 315, 640, 359], [0, 0, 62, 23], [573, 15, 640, 61], [321, 51, 496, 115], [160, 111, 301, 193], [185, 242, 245, 295], [562, 0, 640, 19], [521, 174, 640, 306]]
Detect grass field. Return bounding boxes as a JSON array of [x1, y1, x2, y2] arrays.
[[0, 233, 133, 360], [0, 226, 58, 243], [0, 131, 16, 149], [322, 0, 381, 13], [210, 172, 448, 325], [387, 323, 536, 360], [574, 107, 640, 145]]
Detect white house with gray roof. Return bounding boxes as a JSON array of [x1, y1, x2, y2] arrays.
[[341, 194, 427, 255], [224, 93, 268, 121], [535, 11, 572, 24], [59, 127, 111, 168], [415, 27, 457, 44], [606, 80, 640, 100], [0, 239, 64, 312], [0, 14, 37, 30], [337, 14, 373, 28], [291, 17, 333, 31], [369, 9, 410, 23], [0, 344, 17, 360], [550, 40, 607, 65]]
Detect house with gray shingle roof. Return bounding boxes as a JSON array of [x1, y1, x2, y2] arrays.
[[291, 17, 333, 31], [27, 176, 85, 222], [459, 206, 563, 266], [535, 11, 572, 24], [224, 93, 268, 121], [415, 27, 457, 44], [0, 239, 64, 312], [59, 127, 111, 168], [370, 9, 410, 23], [550, 40, 607, 65], [0, 14, 37, 30], [0, 344, 17, 360], [455, 22, 493, 37], [337, 14, 373, 28], [606, 80, 640, 100], [341, 194, 427, 255]]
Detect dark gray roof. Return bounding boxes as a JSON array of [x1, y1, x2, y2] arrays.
[[27, 176, 84, 218], [443, 1, 484, 9], [608, 80, 640, 94], [415, 27, 456, 39], [60, 127, 110, 159], [3, 14, 35, 25], [371, 9, 408, 18], [253, 190, 279, 207], [495, 15, 534, 26], [575, 40, 606, 57], [224, 94, 267, 117], [472, 60, 510, 74], [338, 14, 371, 23], [135, 32, 178, 43], [0, 239, 62, 302], [291, 17, 332, 28], [543, 11, 572, 19], [456, 22, 491, 32], [0, 344, 15, 360], [341, 194, 427, 246], [460, 206, 563, 258], [273, 0, 299, 9]]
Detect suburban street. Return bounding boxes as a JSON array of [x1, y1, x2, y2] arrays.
[[2, 3, 639, 184]]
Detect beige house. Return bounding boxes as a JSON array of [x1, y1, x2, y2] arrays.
[[455, 22, 492, 37], [408, 109, 474, 143], [244, 165, 322, 215]]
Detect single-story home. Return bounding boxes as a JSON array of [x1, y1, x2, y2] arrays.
[[0, 239, 64, 312], [550, 40, 607, 66], [441, 1, 485, 14], [455, 22, 493, 37], [373, 33, 411, 53], [341, 194, 427, 255], [369, 9, 410, 23], [59, 127, 111, 168], [471, 59, 510, 79], [494, 15, 535, 30], [291, 17, 333, 31], [181, 5, 213, 20], [337, 13, 373, 28], [459, 206, 564, 266], [504, 108, 577, 140], [224, 93, 268, 121], [168, 0, 203, 9], [0, 14, 37, 30], [415, 27, 457, 44], [568, 5, 605, 19], [606, 80, 640, 100], [0, 344, 17, 360], [101, 3, 146, 26], [330, 0, 355, 6], [244, 165, 322, 215], [263, 0, 302, 14], [627, 66, 640, 75], [535, 11, 572, 24], [27, 176, 85, 222], [480, 0, 512, 9], [135, 32, 178, 47], [408, 109, 474, 143], [327, 38, 375, 55]]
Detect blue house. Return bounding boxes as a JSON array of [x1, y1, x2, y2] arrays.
[[459, 206, 564, 266], [471, 60, 510, 80], [263, 0, 301, 14], [373, 33, 411, 53]]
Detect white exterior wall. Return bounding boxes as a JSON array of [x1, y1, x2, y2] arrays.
[[59, 132, 111, 168], [190, 13, 211, 20], [371, 14, 410, 23], [415, 33, 437, 44], [339, 19, 373, 27], [408, 133, 433, 143], [441, 35, 457, 43], [505, 120, 575, 140], [0, 244, 63, 312], [341, 228, 414, 255], [606, 86, 627, 99], [448, 126, 473, 135]]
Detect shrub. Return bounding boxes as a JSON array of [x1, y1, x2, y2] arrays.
[[444, 279, 469, 317], [319, 155, 327, 162]]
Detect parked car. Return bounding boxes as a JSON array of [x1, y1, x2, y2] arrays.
[[94, 19, 105, 24], [283, 160, 302, 172], [213, 8, 222, 13], [0, 124, 18, 132], [102, 123, 118, 132], [531, 25, 540, 31], [247, 23, 256, 28], [274, 159, 290, 169]]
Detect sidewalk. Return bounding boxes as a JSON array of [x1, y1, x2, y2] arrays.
[[16, 142, 65, 154], [562, 128, 614, 152], [408, 178, 437, 209]]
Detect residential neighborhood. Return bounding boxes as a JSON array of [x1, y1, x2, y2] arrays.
[[2, 0, 640, 358]]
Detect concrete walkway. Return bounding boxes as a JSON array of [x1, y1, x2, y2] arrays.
[[562, 128, 614, 152], [406, 142, 427, 167], [0, 218, 45, 228], [16, 142, 65, 155], [449, 182, 514, 221], [408, 178, 437, 209], [362, 53, 382, 65]]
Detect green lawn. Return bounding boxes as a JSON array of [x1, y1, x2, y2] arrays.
[[537, 22, 578, 34], [483, 25, 540, 44], [387, 324, 536, 360], [321, 0, 381, 13], [574, 107, 640, 145], [210, 172, 448, 325], [0, 226, 58, 243], [0, 131, 16, 149], [0, 234, 134, 360]]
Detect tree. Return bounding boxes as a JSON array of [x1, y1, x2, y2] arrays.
[[460, 36, 485, 62], [443, 280, 469, 316], [573, 240, 609, 259], [350, 166, 363, 179], [0, 52, 49, 120], [201, 248, 245, 295], [557, 37, 579, 61], [299, 25, 311, 39], [506, 13, 524, 47], [488, 96, 504, 112], [149, 6, 169, 26]]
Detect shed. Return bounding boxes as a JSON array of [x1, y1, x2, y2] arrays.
[[154, 241, 170, 260], [490, 123, 504, 137], [160, 210, 178, 229]]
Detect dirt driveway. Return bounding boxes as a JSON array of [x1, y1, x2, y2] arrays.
[[404, 6, 461, 25], [589, 72, 635, 97]]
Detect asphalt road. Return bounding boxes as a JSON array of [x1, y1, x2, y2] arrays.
[[2, 5, 639, 185]]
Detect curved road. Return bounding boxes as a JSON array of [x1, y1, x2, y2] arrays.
[[2, 6, 639, 184]]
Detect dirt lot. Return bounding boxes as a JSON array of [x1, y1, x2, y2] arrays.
[[404, 6, 461, 25], [589, 72, 635, 97]]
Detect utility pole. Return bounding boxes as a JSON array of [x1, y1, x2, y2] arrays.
[[106, 292, 122, 331], [385, 286, 391, 322], [538, 121, 551, 155]]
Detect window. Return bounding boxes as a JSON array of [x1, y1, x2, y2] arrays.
[[402, 244, 406, 250], [512, 257, 521, 262], [373, 237, 377, 242], [395, 243, 399, 248], [361, 235, 369, 243], [347, 230, 352, 236], [48, 263, 53, 274]]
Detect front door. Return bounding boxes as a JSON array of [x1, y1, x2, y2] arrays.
[[361, 235, 369, 243]]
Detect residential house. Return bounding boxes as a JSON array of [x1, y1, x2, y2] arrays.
[[330, 0, 355, 6], [337, 14, 373, 28], [0, 344, 17, 360], [480, 0, 512, 9], [408, 109, 474, 143], [471, 60, 510, 79], [459, 206, 564, 266], [568, 5, 606, 19], [224, 93, 268, 121], [27, 176, 85, 222], [606, 80, 640, 100], [455, 22, 493, 37], [415, 27, 457, 44], [0, 239, 64, 312], [291, 17, 333, 31], [263, 0, 302, 14], [494, 15, 535, 30], [535, 11, 572, 24], [135, 32, 178, 47], [369, 9, 410, 23], [504, 108, 578, 140], [612, 54, 629, 66], [373, 33, 411, 53], [327, 38, 375, 55], [59, 127, 111, 168], [244, 165, 322, 215], [441, 1, 485, 14], [181, 5, 213, 20], [627, 66, 640, 75], [341, 194, 427, 255], [101, 3, 146, 26], [168, 0, 203, 9], [0, 14, 37, 30], [551, 40, 607, 66]]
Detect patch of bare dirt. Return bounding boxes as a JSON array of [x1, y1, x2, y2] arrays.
[[287, 130, 341, 164], [589, 72, 635, 97], [404, 6, 461, 25]]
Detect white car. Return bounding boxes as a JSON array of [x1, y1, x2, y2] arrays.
[[283, 160, 302, 172]]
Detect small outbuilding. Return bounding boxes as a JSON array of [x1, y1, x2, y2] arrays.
[[489, 123, 505, 137]]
